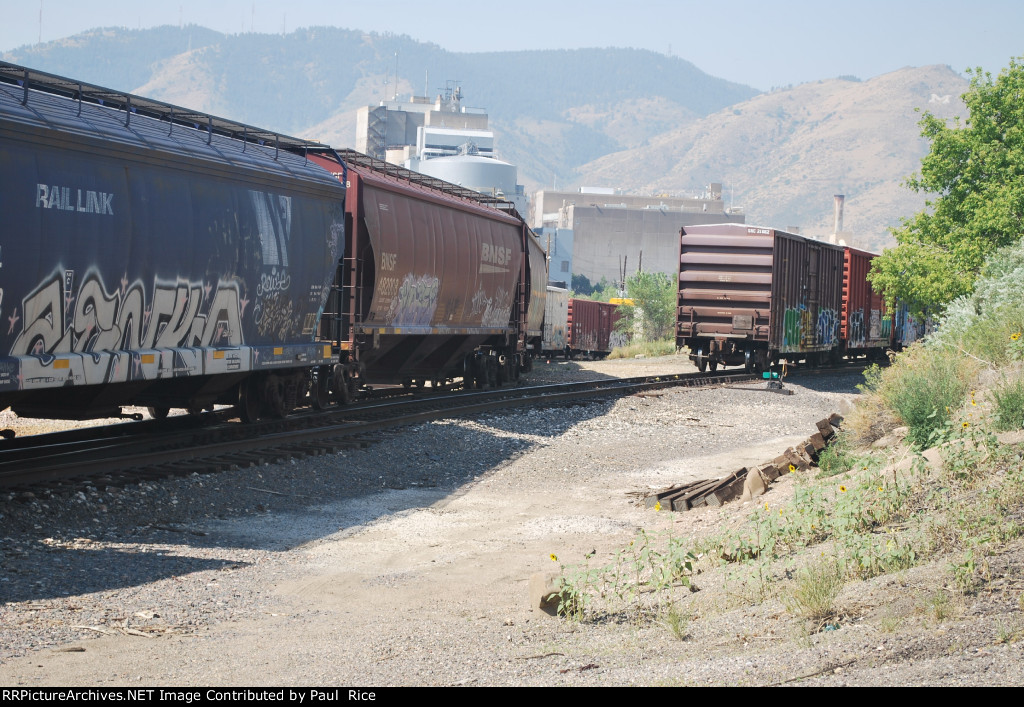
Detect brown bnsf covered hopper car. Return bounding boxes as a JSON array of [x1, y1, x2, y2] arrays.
[[308, 150, 540, 391], [676, 224, 844, 372], [842, 247, 892, 357]]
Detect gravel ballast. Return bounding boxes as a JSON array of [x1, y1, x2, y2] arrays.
[[1, 354, 1021, 686]]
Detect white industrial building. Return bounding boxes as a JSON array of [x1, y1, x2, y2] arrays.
[[355, 84, 528, 215]]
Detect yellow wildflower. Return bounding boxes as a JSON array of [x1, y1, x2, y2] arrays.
[[839, 485, 848, 493], [963, 422, 970, 429], [1011, 332, 1021, 341], [789, 464, 797, 473], [654, 501, 662, 512], [550, 553, 558, 562]]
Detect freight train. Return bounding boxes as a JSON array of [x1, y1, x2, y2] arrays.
[[541, 287, 627, 359], [675, 224, 896, 372], [0, 62, 547, 423]]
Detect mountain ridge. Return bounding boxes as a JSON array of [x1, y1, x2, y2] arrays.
[[3, 27, 970, 250]]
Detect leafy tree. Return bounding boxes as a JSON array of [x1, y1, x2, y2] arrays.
[[616, 271, 676, 341], [869, 58, 1024, 317], [570, 273, 594, 297], [572, 275, 619, 302]]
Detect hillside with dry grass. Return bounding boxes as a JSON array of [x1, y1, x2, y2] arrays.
[[4, 27, 974, 250], [575, 66, 969, 252]]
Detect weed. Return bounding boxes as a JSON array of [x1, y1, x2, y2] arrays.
[[994, 620, 1019, 645], [659, 602, 691, 641], [922, 589, 955, 623], [879, 613, 905, 633], [992, 376, 1024, 431], [841, 531, 918, 579], [552, 529, 696, 625], [555, 570, 589, 622], [816, 434, 856, 477], [951, 551, 978, 594], [783, 557, 845, 630]]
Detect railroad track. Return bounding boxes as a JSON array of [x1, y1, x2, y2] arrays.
[[0, 369, 762, 492]]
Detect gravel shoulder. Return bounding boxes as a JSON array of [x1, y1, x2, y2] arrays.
[[1, 354, 1021, 686]]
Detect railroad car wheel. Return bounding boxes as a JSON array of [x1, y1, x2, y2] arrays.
[[147, 406, 170, 420], [237, 377, 261, 424], [311, 367, 331, 410], [264, 375, 289, 419], [695, 347, 708, 373], [332, 366, 352, 405]]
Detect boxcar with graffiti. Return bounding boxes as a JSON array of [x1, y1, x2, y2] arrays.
[[676, 224, 847, 372], [841, 247, 892, 357]]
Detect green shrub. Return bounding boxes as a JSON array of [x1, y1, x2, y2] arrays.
[[817, 436, 853, 477], [992, 376, 1024, 431], [926, 239, 1024, 365], [863, 345, 974, 448], [607, 338, 676, 359]]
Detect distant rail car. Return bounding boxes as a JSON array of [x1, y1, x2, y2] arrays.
[[676, 224, 891, 372], [566, 298, 625, 359]]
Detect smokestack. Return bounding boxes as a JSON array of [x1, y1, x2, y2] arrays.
[[833, 195, 845, 239]]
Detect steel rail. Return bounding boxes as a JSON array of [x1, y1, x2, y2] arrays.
[[0, 369, 759, 490]]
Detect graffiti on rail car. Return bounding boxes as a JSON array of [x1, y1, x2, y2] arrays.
[[817, 308, 839, 347], [783, 303, 839, 349], [472, 286, 513, 328], [8, 270, 246, 359], [387, 274, 440, 326], [782, 304, 810, 349], [849, 309, 866, 346], [871, 309, 892, 341]]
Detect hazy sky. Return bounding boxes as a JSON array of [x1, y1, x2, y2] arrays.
[[1, 0, 1021, 90]]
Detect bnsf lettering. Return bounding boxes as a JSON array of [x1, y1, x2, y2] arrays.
[[380, 252, 398, 271], [36, 184, 114, 215], [481, 243, 512, 266]]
